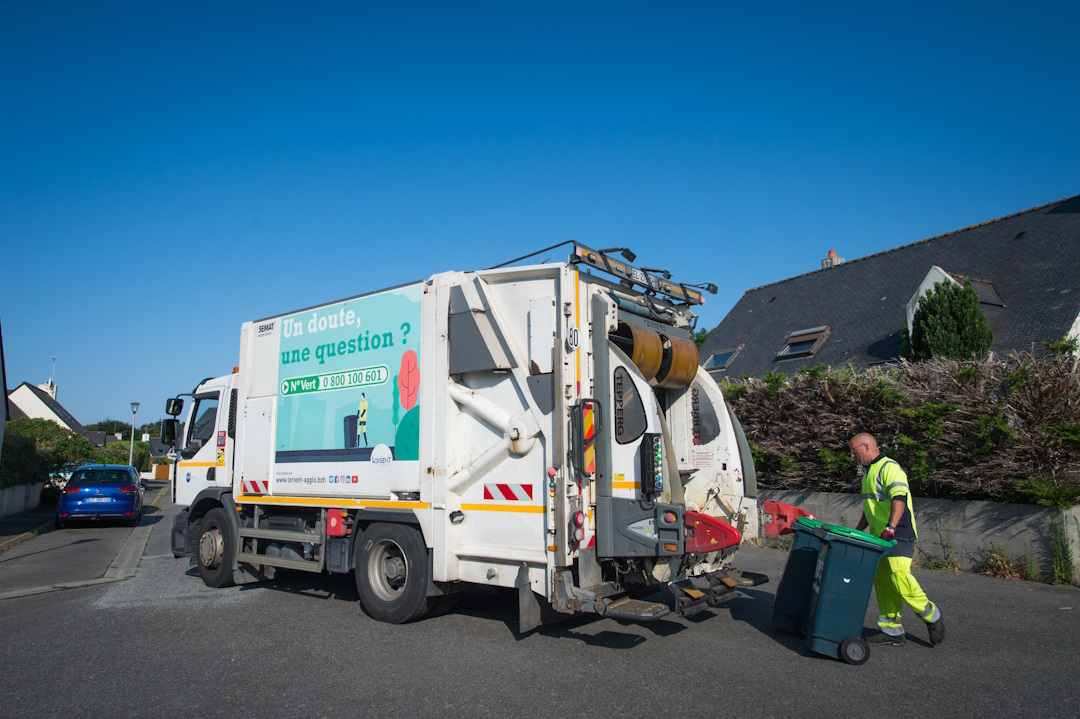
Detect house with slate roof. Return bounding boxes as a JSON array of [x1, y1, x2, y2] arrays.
[[6, 381, 107, 446], [699, 194, 1080, 378]]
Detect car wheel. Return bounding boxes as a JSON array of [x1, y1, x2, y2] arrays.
[[355, 523, 432, 623], [54, 518, 65, 530], [197, 508, 236, 588]]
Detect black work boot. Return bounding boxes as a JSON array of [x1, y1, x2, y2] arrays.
[[927, 614, 946, 646], [867, 632, 906, 646]]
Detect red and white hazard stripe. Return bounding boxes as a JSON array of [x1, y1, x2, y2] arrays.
[[241, 479, 269, 494], [483, 483, 533, 501]]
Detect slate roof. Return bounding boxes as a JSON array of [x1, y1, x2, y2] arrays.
[[700, 194, 1080, 377]]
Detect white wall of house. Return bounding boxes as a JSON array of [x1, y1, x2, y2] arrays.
[[1067, 310, 1080, 348], [905, 265, 958, 331]]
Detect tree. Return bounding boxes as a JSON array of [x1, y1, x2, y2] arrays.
[[694, 328, 710, 348], [86, 418, 165, 440], [901, 280, 994, 361]]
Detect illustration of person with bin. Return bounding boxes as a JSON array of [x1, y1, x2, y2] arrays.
[[850, 433, 945, 647], [357, 393, 368, 447]]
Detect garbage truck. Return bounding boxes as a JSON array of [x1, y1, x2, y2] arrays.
[[161, 242, 807, 628]]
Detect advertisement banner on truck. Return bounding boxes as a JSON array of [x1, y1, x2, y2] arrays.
[[274, 283, 422, 496]]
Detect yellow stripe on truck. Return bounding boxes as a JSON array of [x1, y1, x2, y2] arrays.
[[460, 503, 545, 514], [178, 461, 217, 468]]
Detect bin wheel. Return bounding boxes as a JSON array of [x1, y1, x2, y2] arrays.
[[839, 636, 869, 665]]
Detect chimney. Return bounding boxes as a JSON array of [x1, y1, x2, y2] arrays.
[[821, 249, 845, 269]]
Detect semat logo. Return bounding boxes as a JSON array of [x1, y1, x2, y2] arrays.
[[257, 322, 275, 337]]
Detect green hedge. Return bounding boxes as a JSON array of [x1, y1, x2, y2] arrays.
[[0, 418, 152, 490]]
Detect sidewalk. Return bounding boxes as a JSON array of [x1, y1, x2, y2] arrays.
[[0, 507, 56, 551]]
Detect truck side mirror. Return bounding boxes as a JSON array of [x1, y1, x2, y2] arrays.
[[166, 398, 184, 417], [161, 418, 179, 446]]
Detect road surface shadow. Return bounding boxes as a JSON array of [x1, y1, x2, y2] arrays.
[[0, 538, 100, 564]]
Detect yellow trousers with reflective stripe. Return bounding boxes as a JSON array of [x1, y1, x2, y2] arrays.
[[874, 556, 939, 636]]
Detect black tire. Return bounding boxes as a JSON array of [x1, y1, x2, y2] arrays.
[[54, 518, 64, 531], [355, 523, 432, 623], [427, 592, 461, 618], [839, 636, 870, 665], [197, 508, 235, 588]]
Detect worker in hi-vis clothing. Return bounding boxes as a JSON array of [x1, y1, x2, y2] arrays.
[[357, 393, 368, 448], [850, 433, 945, 647]]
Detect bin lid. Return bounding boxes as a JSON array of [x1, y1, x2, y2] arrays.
[[821, 522, 896, 549], [793, 517, 824, 531]]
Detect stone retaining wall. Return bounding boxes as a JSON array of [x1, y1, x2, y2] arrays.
[[758, 489, 1080, 584], [0, 483, 44, 518]]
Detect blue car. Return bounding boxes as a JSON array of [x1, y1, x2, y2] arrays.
[[55, 464, 145, 529]]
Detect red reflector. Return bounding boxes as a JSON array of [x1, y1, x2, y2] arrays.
[[124, 511, 135, 517], [119, 485, 137, 493], [573, 511, 585, 527], [63, 486, 80, 494], [326, 509, 345, 537]]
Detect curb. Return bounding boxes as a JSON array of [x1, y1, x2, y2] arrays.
[[0, 520, 56, 554]]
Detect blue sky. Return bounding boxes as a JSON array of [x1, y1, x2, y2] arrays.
[[2, 1, 1078, 425]]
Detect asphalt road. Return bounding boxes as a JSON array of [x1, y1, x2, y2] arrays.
[[1, 489, 1078, 718]]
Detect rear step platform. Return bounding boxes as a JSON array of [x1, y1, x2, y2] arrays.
[[604, 597, 671, 621], [729, 569, 769, 587]]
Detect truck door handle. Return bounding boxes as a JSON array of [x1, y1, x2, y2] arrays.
[[207, 467, 215, 483]]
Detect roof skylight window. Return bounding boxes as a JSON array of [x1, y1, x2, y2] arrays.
[[777, 326, 830, 359]]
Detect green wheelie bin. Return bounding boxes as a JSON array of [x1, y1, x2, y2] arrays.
[[771, 517, 825, 634], [804, 523, 895, 665]]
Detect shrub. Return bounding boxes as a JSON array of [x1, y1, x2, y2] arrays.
[[0, 418, 97, 488], [1014, 477, 1080, 508], [902, 279, 994, 361], [1040, 336, 1079, 357], [978, 546, 1022, 580], [972, 412, 1015, 456], [818, 447, 849, 475], [762, 371, 787, 394]]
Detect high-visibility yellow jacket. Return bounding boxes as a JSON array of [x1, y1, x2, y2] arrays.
[[862, 455, 917, 550]]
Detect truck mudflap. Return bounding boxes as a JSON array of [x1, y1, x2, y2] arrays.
[[670, 567, 770, 618], [762, 500, 815, 536]]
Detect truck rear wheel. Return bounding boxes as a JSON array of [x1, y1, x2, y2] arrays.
[[355, 523, 431, 623], [197, 508, 235, 588]]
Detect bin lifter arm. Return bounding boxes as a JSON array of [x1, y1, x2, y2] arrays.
[[762, 501, 815, 536]]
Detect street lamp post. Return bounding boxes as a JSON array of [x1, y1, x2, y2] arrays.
[[128, 402, 140, 467]]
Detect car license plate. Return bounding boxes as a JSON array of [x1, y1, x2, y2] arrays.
[[86, 497, 110, 503]]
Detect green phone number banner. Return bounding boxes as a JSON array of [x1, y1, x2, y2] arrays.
[[280, 365, 390, 396]]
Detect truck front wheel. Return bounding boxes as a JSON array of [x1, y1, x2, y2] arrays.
[[355, 523, 431, 623], [197, 508, 235, 588]]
